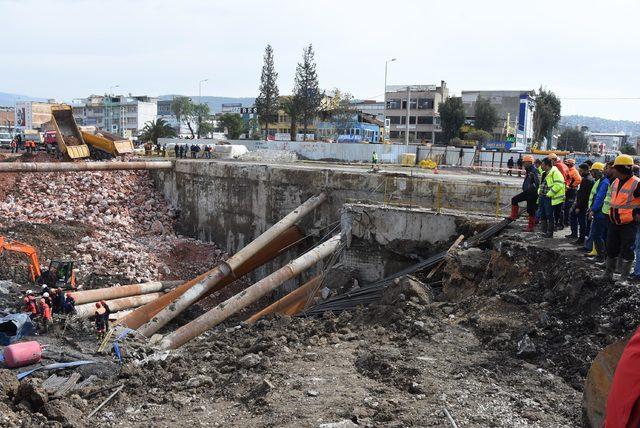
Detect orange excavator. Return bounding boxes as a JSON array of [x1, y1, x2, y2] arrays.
[[0, 236, 76, 289]]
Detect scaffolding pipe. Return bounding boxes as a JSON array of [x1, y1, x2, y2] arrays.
[[119, 225, 304, 330], [159, 234, 341, 350], [245, 276, 322, 324], [74, 292, 164, 319], [137, 193, 327, 337], [0, 161, 173, 173], [69, 281, 181, 305]]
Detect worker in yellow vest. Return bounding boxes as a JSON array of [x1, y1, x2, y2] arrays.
[[601, 155, 640, 283], [538, 157, 566, 238]]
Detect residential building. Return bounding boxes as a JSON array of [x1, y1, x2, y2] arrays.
[[461, 90, 535, 149], [589, 132, 628, 154], [0, 107, 15, 134], [316, 113, 382, 143], [72, 95, 157, 137], [14, 101, 55, 131], [384, 81, 448, 144]]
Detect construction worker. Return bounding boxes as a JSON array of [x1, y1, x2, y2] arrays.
[[94, 302, 107, 339], [585, 162, 609, 260], [63, 292, 76, 315], [567, 163, 594, 245], [538, 157, 566, 238], [534, 158, 543, 176], [40, 300, 52, 333], [23, 290, 38, 318], [506, 156, 514, 176], [600, 154, 640, 283], [563, 158, 582, 227], [548, 153, 569, 230], [508, 155, 539, 231], [604, 326, 640, 427]]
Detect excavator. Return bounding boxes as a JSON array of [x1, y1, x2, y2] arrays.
[[0, 236, 77, 289]]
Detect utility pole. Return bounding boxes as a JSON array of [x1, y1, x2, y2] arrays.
[[384, 58, 396, 142], [405, 85, 411, 146], [198, 79, 209, 105]]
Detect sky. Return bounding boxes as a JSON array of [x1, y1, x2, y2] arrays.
[[2, 0, 640, 120]]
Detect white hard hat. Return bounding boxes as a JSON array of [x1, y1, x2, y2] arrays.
[[41, 284, 48, 289], [43, 292, 49, 298], [26, 289, 33, 295]]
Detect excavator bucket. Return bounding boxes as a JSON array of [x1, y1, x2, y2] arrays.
[[582, 337, 629, 427]]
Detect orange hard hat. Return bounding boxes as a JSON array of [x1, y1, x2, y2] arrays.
[[523, 155, 534, 163], [564, 158, 576, 165]]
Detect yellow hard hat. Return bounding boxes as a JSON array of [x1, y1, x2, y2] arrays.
[[590, 162, 605, 171], [614, 154, 634, 167], [548, 153, 558, 160]]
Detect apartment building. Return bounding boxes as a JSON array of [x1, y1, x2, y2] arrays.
[[72, 95, 157, 137], [14, 101, 55, 131], [0, 107, 15, 133], [590, 132, 628, 154], [384, 81, 448, 144]]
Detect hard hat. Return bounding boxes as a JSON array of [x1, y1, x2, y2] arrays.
[[564, 158, 575, 165], [41, 284, 48, 289], [614, 154, 634, 167], [43, 292, 49, 298], [26, 289, 33, 295], [548, 153, 558, 160], [590, 162, 605, 171], [523, 155, 534, 163]]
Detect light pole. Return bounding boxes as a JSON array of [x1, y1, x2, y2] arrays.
[[109, 85, 120, 96], [405, 85, 411, 146], [383, 58, 396, 142], [198, 79, 209, 105]]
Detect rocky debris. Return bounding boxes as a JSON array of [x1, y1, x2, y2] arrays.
[[0, 167, 226, 284], [43, 399, 86, 427], [0, 369, 19, 398], [14, 379, 48, 411]]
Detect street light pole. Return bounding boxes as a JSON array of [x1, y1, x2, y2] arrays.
[[198, 79, 209, 105], [383, 58, 396, 142], [405, 85, 411, 146]]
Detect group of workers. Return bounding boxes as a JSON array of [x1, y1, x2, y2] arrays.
[[22, 285, 76, 332], [173, 143, 213, 159], [510, 152, 640, 284]]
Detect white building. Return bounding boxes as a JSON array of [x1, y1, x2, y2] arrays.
[[72, 95, 158, 137], [14, 100, 56, 131], [590, 132, 628, 154]]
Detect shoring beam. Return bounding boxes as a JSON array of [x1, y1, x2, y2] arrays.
[[245, 275, 322, 323], [74, 292, 164, 318], [136, 193, 327, 337], [0, 161, 173, 173], [69, 281, 181, 305], [159, 234, 341, 350]]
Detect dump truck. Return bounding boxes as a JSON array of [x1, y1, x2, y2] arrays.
[[50, 104, 90, 159], [79, 127, 134, 159]]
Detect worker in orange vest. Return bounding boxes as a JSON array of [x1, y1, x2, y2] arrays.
[[605, 326, 640, 427], [40, 301, 52, 333], [23, 290, 38, 317], [563, 158, 582, 227], [601, 154, 640, 284], [94, 302, 107, 339]]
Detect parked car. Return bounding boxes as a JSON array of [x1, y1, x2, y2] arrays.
[[0, 132, 12, 149]]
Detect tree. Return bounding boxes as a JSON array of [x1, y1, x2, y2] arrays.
[[558, 128, 588, 152], [474, 96, 498, 133], [244, 117, 261, 140], [186, 103, 211, 139], [620, 143, 637, 155], [533, 88, 561, 143], [170, 96, 193, 133], [218, 113, 245, 139], [255, 44, 279, 139], [325, 88, 355, 138], [438, 97, 465, 143], [280, 96, 300, 141], [464, 130, 492, 143], [139, 118, 177, 144], [294, 44, 323, 141]]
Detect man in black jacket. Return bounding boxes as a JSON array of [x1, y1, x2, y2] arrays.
[[508, 155, 539, 231], [567, 163, 594, 245]]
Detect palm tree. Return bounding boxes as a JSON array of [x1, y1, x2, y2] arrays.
[[280, 96, 299, 142], [140, 118, 177, 145]]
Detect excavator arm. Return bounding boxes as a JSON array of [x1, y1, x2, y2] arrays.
[[0, 236, 42, 282]]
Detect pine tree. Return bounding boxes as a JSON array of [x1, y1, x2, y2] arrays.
[[293, 44, 322, 141], [255, 44, 279, 139]]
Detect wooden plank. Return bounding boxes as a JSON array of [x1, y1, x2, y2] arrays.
[[426, 235, 464, 279], [54, 372, 81, 398]]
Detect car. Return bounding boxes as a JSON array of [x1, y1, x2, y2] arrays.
[[0, 132, 12, 149]]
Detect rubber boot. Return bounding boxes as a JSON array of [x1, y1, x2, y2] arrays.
[[598, 257, 617, 282], [508, 205, 519, 221], [524, 215, 535, 232], [585, 243, 598, 258], [545, 220, 554, 238], [616, 259, 634, 286], [539, 219, 548, 237]]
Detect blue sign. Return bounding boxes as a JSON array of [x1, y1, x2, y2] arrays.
[[484, 141, 513, 151]]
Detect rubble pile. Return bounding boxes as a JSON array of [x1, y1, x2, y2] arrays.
[[0, 169, 225, 283]]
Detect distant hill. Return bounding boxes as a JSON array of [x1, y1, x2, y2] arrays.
[[561, 115, 640, 137], [159, 95, 255, 114], [0, 92, 48, 107]]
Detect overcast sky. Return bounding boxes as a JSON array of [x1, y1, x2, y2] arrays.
[[3, 0, 639, 120]]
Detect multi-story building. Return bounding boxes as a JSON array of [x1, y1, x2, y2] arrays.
[[461, 90, 535, 149], [14, 101, 55, 131], [72, 95, 157, 137], [316, 113, 382, 143], [590, 132, 628, 154], [0, 107, 15, 133], [384, 81, 448, 144]]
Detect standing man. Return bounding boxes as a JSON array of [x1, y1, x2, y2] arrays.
[[508, 155, 539, 231], [567, 163, 594, 245], [548, 153, 569, 230], [585, 162, 609, 260], [173, 144, 179, 158], [516, 154, 523, 177], [458, 147, 464, 166], [538, 157, 566, 238], [600, 155, 640, 283], [563, 158, 582, 228], [507, 156, 514, 176]]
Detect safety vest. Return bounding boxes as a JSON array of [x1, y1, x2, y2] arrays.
[[589, 178, 601, 207], [609, 176, 640, 225], [603, 186, 611, 216], [540, 166, 566, 206]]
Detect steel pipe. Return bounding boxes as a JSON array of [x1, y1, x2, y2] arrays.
[[137, 193, 327, 337], [74, 292, 164, 319], [69, 281, 181, 305], [159, 234, 341, 350], [245, 275, 321, 323], [0, 161, 173, 173]]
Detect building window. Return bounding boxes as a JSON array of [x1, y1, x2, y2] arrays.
[[418, 98, 435, 109], [387, 116, 401, 125], [417, 116, 434, 125], [401, 98, 417, 110], [389, 131, 400, 138], [386, 99, 401, 109], [416, 132, 430, 140], [400, 116, 417, 125]]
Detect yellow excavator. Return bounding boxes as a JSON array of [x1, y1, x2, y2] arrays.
[[80, 127, 134, 159], [0, 236, 77, 289]]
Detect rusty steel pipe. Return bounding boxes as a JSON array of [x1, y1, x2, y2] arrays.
[[0, 161, 173, 173], [69, 281, 181, 305], [245, 275, 322, 324], [137, 193, 327, 338], [119, 225, 303, 330], [159, 234, 341, 350], [74, 292, 164, 319]]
